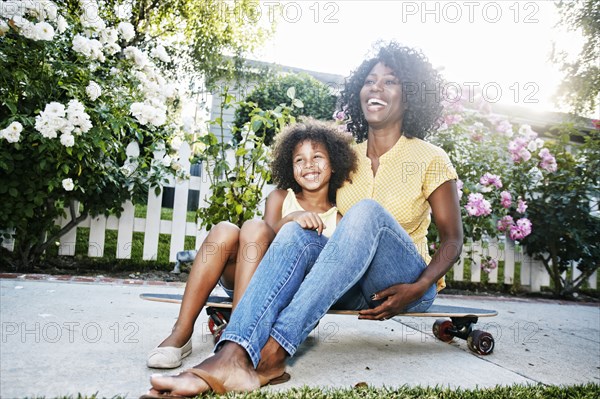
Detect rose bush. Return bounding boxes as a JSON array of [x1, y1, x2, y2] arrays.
[[427, 94, 598, 295], [0, 0, 186, 268]]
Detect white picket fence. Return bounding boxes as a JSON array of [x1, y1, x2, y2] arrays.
[[1, 141, 596, 291], [454, 239, 597, 291]]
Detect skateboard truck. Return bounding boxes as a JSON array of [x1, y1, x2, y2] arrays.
[[206, 306, 231, 343], [432, 316, 495, 355]]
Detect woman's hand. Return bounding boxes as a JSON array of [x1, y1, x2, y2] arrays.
[[357, 282, 427, 320], [290, 211, 326, 235]]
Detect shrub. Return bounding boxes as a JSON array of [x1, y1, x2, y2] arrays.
[[0, 1, 185, 268], [233, 72, 336, 145]]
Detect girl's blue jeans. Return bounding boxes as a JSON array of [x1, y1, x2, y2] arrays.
[[218, 199, 437, 367]]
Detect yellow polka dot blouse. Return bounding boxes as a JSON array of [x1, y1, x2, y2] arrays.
[[336, 136, 458, 291]]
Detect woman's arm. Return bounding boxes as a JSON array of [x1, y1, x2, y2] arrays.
[[414, 179, 464, 291], [359, 180, 463, 318]]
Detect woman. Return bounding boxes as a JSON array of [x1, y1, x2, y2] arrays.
[[143, 41, 463, 397]]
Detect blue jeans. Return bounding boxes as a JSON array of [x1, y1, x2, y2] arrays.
[[218, 199, 437, 367]]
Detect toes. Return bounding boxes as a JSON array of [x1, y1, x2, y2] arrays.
[[149, 374, 174, 392], [149, 372, 210, 397]]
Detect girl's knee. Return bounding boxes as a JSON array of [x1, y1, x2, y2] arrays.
[[209, 221, 240, 244], [240, 219, 275, 242]]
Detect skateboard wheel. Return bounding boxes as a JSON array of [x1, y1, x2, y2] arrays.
[[467, 330, 494, 355], [432, 319, 454, 342]]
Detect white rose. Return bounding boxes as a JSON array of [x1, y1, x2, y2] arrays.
[[151, 45, 171, 63], [79, 1, 106, 31], [67, 99, 85, 114], [6, 121, 23, 134], [117, 21, 135, 42], [114, 3, 133, 19], [170, 135, 183, 151], [56, 15, 68, 33], [1, 126, 20, 143], [86, 81, 102, 101], [60, 133, 75, 147], [150, 108, 167, 127], [1, 1, 24, 19], [43, 1, 59, 21], [72, 35, 92, 57], [62, 178, 75, 191], [104, 42, 120, 56], [0, 20, 9, 35], [123, 46, 148, 68], [170, 161, 182, 172], [100, 27, 119, 44], [161, 154, 172, 167], [34, 21, 55, 41], [45, 102, 66, 118]]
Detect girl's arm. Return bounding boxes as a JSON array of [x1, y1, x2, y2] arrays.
[[263, 190, 327, 235], [262, 189, 287, 233]]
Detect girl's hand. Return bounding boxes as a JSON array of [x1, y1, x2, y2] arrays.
[[357, 282, 427, 320], [290, 211, 326, 235]]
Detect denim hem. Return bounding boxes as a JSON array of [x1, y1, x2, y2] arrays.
[[270, 328, 297, 358], [217, 335, 261, 368]]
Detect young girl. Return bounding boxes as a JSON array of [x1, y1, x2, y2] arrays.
[[147, 119, 358, 369]]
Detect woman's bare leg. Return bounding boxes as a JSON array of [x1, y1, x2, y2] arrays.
[[159, 222, 240, 348]]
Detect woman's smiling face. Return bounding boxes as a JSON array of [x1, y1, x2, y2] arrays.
[[359, 62, 406, 131]]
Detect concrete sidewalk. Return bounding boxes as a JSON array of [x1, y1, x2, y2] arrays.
[[1, 276, 598, 398]]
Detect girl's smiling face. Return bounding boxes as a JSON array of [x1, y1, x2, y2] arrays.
[[292, 140, 332, 192], [360, 62, 406, 131]]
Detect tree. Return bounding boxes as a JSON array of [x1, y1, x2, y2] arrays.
[[102, 0, 275, 83], [233, 72, 337, 145], [551, 0, 600, 116]]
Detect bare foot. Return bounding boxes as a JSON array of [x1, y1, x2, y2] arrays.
[[146, 343, 261, 396], [256, 337, 288, 386]]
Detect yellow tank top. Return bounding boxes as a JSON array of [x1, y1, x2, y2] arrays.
[[281, 188, 338, 238]]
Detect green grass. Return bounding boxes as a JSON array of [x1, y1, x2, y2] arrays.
[[41, 223, 197, 270], [41, 383, 600, 399], [134, 204, 198, 223]]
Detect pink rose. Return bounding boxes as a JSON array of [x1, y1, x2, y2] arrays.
[[500, 191, 512, 208]]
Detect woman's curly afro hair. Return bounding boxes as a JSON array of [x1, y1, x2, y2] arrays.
[[270, 118, 358, 204], [339, 41, 443, 142]]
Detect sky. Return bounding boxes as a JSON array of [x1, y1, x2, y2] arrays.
[[248, 0, 586, 115]]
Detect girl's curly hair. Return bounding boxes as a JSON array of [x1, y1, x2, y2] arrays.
[[339, 41, 443, 142], [270, 119, 358, 204]]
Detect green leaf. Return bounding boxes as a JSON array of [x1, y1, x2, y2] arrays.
[[292, 98, 304, 108], [8, 188, 18, 197], [286, 86, 296, 100]]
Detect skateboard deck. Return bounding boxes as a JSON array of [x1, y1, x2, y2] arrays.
[[140, 293, 498, 355], [139, 293, 497, 317]]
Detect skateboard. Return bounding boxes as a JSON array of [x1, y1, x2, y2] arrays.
[[140, 293, 498, 355]]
